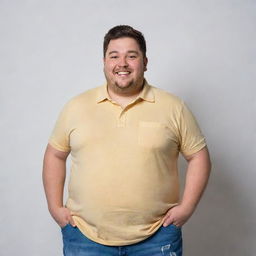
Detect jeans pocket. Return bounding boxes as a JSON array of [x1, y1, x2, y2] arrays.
[[162, 224, 182, 234], [170, 224, 181, 230], [158, 225, 183, 256]]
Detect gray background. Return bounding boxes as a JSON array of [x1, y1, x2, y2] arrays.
[[1, 0, 255, 255]]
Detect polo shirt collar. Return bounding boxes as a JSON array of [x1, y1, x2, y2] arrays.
[[96, 79, 155, 103]]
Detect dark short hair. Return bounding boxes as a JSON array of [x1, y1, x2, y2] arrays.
[[103, 25, 147, 58]]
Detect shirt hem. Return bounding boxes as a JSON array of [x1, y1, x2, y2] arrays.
[[73, 217, 165, 246]]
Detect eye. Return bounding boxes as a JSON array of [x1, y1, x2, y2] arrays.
[[129, 55, 137, 59], [110, 55, 118, 59]]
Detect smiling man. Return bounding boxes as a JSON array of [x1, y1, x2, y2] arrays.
[[103, 35, 148, 108], [104, 37, 147, 93], [43, 25, 211, 256]]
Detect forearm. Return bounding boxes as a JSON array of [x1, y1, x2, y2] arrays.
[[180, 147, 211, 212], [42, 144, 75, 227], [163, 147, 211, 227], [42, 144, 68, 213]]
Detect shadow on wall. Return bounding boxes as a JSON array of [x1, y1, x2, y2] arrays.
[[179, 154, 255, 256]]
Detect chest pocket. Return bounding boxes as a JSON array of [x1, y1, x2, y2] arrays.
[[138, 121, 170, 149]]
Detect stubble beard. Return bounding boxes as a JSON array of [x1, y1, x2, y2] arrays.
[[110, 78, 145, 95], [114, 80, 134, 91], [104, 68, 144, 95]]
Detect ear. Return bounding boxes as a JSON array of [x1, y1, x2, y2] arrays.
[[143, 57, 148, 71]]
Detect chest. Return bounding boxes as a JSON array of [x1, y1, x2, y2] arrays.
[[68, 102, 180, 154]]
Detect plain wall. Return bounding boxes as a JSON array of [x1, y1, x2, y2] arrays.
[[1, 1, 255, 255]]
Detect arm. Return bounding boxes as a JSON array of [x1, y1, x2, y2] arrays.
[[163, 146, 211, 227], [42, 144, 75, 227]]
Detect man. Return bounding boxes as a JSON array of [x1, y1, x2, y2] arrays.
[[43, 25, 211, 256]]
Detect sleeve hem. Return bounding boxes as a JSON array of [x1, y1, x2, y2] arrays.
[[181, 143, 207, 157], [48, 140, 71, 153]]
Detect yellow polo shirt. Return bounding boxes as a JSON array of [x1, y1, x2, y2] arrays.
[[49, 80, 206, 246]]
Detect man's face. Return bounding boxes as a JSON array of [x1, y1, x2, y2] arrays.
[[103, 37, 147, 94]]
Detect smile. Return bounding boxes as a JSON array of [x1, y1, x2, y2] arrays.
[[115, 71, 131, 76]]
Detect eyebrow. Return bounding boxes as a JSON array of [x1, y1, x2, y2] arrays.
[[108, 50, 139, 55]]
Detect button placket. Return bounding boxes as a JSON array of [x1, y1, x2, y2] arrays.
[[117, 109, 126, 127]]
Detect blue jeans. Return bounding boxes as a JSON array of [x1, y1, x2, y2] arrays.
[[61, 224, 182, 256]]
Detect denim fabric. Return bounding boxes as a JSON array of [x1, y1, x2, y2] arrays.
[[61, 224, 182, 256]]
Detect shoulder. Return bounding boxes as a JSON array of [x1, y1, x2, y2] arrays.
[[63, 86, 101, 110], [149, 84, 184, 110]]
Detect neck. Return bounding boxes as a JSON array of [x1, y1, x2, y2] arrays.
[[107, 81, 145, 109]]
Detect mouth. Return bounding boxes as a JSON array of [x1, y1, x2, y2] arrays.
[[115, 71, 131, 76]]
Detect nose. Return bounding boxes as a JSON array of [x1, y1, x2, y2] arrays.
[[117, 56, 128, 68]]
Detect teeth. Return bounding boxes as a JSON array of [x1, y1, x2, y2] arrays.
[[117, 72, 130, 75]]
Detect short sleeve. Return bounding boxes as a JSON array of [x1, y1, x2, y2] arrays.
[[178, 102, 206, 156], [48, 102, 72, 152]]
